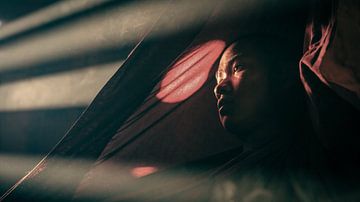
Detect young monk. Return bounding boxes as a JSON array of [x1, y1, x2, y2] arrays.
[[212, 35, 331, 201]]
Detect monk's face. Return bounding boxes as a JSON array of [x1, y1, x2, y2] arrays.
[[214, 41, 279, 139]]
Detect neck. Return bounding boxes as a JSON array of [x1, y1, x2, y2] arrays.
[[242, 113, 313, 153]]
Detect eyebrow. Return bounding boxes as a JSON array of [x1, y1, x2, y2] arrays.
[[224, 52, 243, 64]]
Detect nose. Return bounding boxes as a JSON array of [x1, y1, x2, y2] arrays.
[[214, 79, 232, 99]]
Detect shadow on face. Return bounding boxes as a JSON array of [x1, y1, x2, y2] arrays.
[[214, 36, 305, 145]]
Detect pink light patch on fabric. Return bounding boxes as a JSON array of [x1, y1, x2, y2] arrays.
[[131, 166, 158, 178], [157, 40, 225, 103]]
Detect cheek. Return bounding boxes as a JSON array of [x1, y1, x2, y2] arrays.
[[232, 70, 269, 118], [231, 71, 245, 90]]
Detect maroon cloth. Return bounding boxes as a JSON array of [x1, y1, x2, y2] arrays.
[[300, 0, 360, 160], [5, 0, 356, 201]]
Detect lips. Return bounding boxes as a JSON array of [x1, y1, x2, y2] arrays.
[[217, 97, 234, 116]]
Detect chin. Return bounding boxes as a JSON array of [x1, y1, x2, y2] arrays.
[[220, 116, 239, 134], [220, 116, 253, 141]]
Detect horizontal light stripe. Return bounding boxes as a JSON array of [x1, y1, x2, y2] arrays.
[[0, 60, 122, 111]]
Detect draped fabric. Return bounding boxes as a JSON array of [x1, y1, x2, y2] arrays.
[[300, 0, 360, 164], [3, 0, 359, 201], [299, 1, 360, 199], [301, 0, 360, 108]]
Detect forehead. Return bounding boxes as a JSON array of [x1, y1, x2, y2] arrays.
[[219, 44, 241, 67], [219, 41, 262, 70]]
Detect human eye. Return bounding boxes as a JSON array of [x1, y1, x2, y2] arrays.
[[233, 63, 245, 74]]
